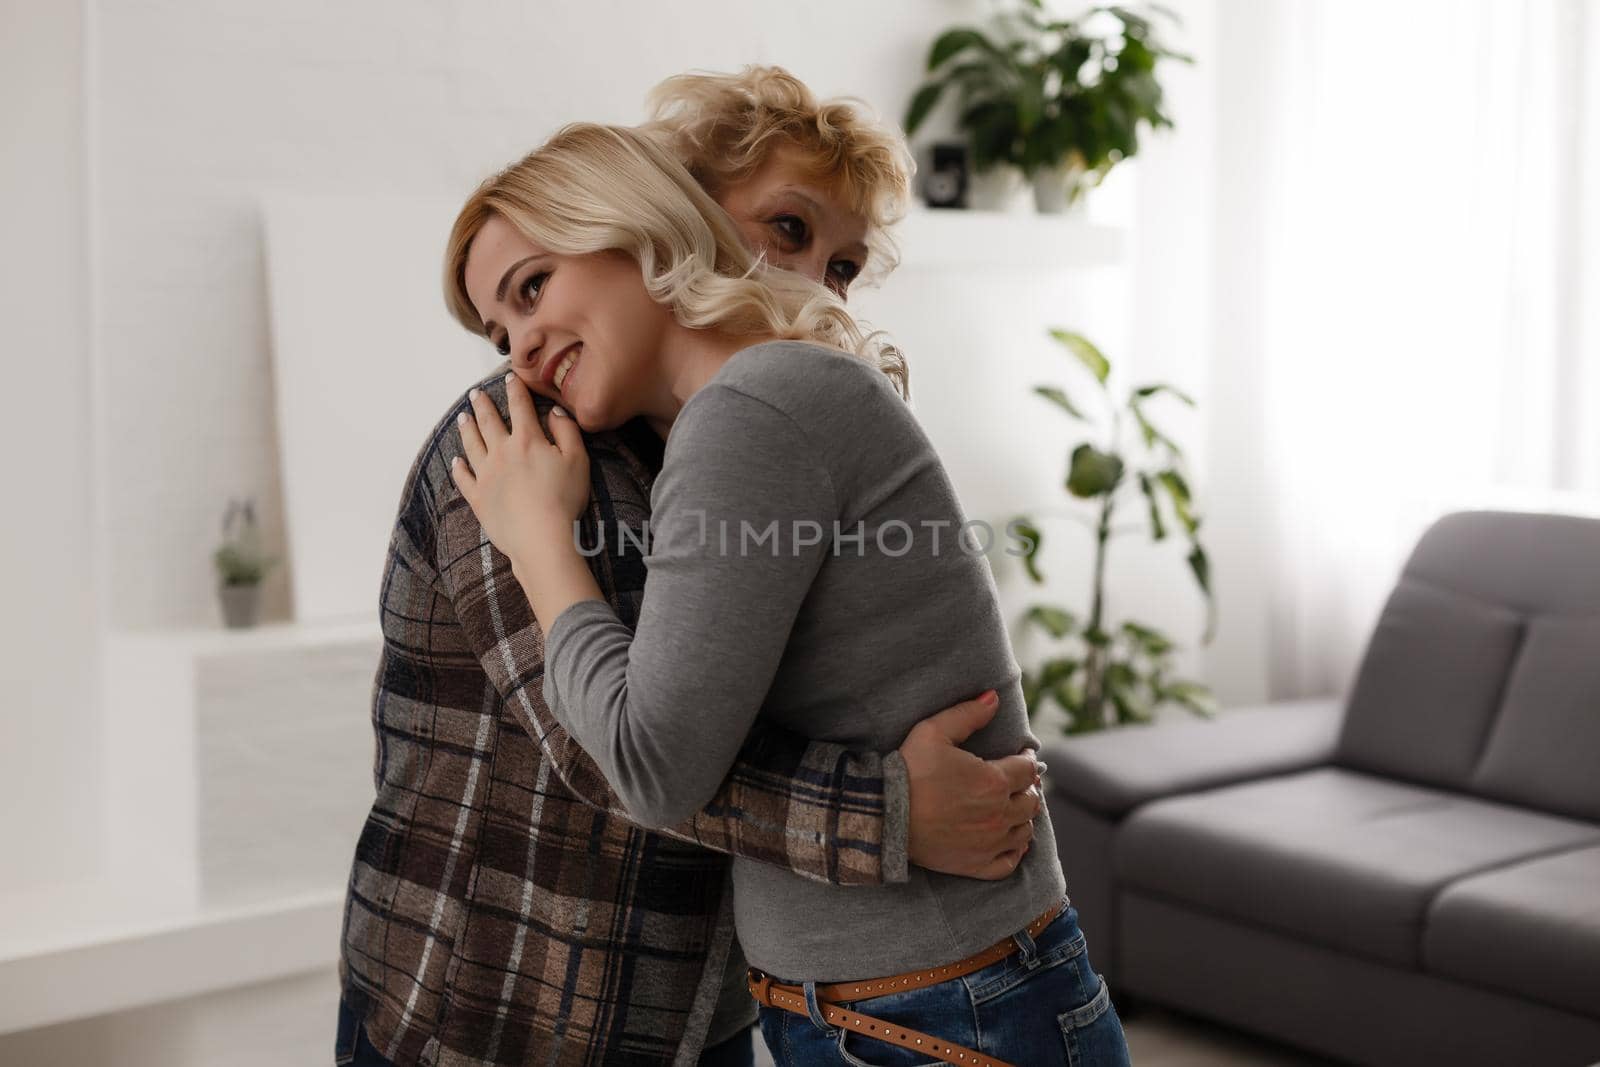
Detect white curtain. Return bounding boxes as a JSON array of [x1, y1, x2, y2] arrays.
[[1218, 0, 1600, 697]]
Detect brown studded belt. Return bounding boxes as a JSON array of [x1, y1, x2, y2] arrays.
[[746, 898, 1065, 1067]]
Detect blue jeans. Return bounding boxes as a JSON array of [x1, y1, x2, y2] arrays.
[[700, 1025, 757, 1066], [756, 902, 1130, 1066], [334, 997, 394, 1066]]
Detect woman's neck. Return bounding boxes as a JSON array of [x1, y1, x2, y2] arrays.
[[645, 326, 778, 440]]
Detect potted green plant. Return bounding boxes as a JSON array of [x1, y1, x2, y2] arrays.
[[1014, 329, 1215, 733], [904, 2, 1190, 214], [213, 496, 277, 629]]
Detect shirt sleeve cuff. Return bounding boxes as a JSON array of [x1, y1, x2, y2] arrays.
[[880, 749, 911, 885]]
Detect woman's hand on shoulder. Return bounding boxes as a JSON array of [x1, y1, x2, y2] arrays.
[[451, 372, 591, 570]]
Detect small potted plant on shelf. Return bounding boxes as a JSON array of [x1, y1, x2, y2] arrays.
[[213, 496, 277, 629], [904, 1, 1190, 214], [1014, 329, 1216, 733]]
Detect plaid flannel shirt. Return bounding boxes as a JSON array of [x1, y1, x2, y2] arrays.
[[340, 364, 909, 1066]]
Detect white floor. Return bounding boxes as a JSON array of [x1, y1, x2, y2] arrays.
[[0, 967, 1334, 1066]]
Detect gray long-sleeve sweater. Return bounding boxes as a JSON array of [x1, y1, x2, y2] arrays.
[[544, 338, 1066, 982]]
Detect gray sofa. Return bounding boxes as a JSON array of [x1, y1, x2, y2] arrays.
[[1043, 510, 1600, 1066]]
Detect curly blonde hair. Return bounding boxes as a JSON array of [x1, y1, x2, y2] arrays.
[[644, 65, 915, 286], [443, 123, 908, 397]]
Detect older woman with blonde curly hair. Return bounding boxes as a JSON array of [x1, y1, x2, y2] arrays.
[[338, 66, 1047, 1067]]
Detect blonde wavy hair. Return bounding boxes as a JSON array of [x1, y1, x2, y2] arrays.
[[444, 123, 908, 398], [645, 65, 915, 285]]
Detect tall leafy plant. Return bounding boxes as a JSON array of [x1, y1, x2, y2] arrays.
[[905, 2, 1190, 200], [1016, 330, 1215, 733]]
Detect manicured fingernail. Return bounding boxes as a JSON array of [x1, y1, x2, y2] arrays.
[[504, 371, 515, 383], [456, 412, 468, 424], [551, 406, 568, 418], [469, 388, 481, 400], [980, 689, 998, 706]]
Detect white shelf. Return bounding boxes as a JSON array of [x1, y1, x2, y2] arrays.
[[894, 207, 1124, 272], [107, 617, 382, 655], [0, 881, 343, 1035], [0, 619, 385, 1035]]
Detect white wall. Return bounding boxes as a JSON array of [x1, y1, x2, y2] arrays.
[[0, 2, 1252, 1060], [83, 0, 1266, 698], [90, 0, 994, 630], [0, 0, 100, 894]]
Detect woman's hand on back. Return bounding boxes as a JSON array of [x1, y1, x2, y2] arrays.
[[900, 692, 1045, 880]]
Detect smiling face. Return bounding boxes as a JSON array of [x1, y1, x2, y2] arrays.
[[462, 214, 675, 429], [465, 149, 872, 415], [715, 146, 870, 300]]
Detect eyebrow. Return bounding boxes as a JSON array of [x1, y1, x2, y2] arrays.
[[496, 255, 538, 303], [768, 187, 824, 216]]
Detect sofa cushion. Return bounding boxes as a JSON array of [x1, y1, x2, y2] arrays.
[[1335, 577, 1525, 790], [1114, 767, 1600, 968], [1423, 845, 1600, 1019], [1470, 613, 1600, 822], [1401, 510, 1600, 616], [1042, 698, 1342, 818]]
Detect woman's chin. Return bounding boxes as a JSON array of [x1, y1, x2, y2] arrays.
[[566, 398, 600, 430], [571, 400, 627, 433]]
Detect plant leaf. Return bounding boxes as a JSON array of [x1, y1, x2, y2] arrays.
[[904, 83, 945, 135], [1039, 658, 1080, 687], [1120, 620, 1173, 655], [1160, 679, 1217, 718], [1021, 669, 1043, 716], [1147, 2, 1184, 27], [928, 28, 986, 72], [1155, 469, 1197, 533], [1104, 660, 1138, 690], [1132, 382, 1197, 406], [1067, 443, 1125, 498], [1011, 517, 1043, 582], [1187, 543, 1217, 641], [1186, 542, 1210, 595], [1050, 674, 1085, 713], [1136, 471, 1167, 540], [1129, 400, 1177, 453], [1108, 687, 1152, 726], [1026, 604, 1078, 638], [1034, 384, 1087, 420], [1048, 329, 1111, 384]]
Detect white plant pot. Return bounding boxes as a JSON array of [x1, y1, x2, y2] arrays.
[[966, 166, 1031, 213], [1032, 160, 1091, 215], [217, 583, 263, 629]]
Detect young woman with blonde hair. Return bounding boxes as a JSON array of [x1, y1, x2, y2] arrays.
[[448, 121, 1129, 1065], [340, 67, 1046, 1067]]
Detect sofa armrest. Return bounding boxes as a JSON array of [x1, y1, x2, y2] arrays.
[[1039, 697, 1343, 818]]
